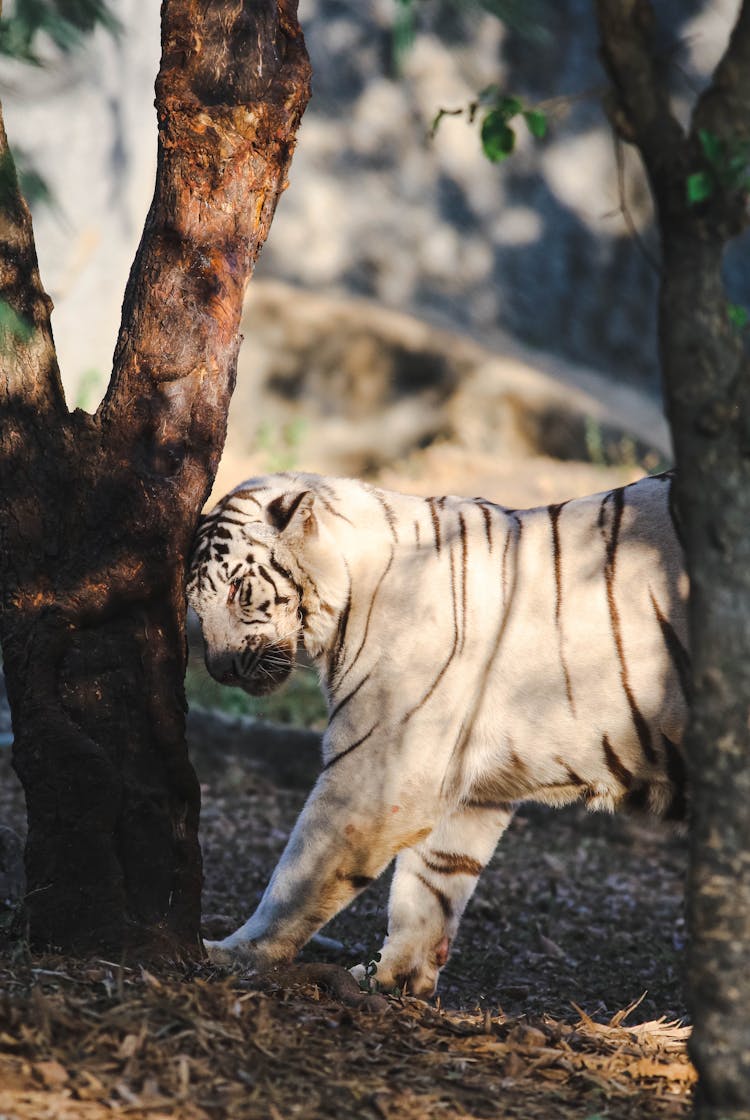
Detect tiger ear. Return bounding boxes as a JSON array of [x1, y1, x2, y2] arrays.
[[265, 490, 316, 536]]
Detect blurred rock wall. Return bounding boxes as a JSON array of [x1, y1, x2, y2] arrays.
[[2, 0, 744, 401]]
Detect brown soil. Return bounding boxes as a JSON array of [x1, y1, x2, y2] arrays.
[[0, 720, 692, 1119]]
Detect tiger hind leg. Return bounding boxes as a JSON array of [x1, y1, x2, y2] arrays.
[[352, 802, 514, 997]]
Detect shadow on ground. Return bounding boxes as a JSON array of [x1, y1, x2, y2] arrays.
[[0, 704, 692, 1119]]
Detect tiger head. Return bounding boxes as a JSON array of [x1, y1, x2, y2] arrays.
[[187, 483, 320, 696]]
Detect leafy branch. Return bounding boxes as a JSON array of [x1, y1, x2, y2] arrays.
[[0, 0, 119, 66], [0, 0, 119, 220], [686, 128, 750, 205], [432, 87, 547, 162]]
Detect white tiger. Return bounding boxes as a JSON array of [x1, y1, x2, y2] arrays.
[[187, 470, 689, 996]]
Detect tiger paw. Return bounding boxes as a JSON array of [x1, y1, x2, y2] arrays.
[[204, 938, 261, 972], [351, 942, 445, 999]]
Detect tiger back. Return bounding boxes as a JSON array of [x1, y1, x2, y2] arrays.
[[187, 470, 688, 995]]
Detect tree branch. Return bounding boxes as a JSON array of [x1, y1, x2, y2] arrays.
[[0, 107, 66, 424], [595, 0, 686, 213], [693, 1, 750, 144], [98, 0, 311, 526]]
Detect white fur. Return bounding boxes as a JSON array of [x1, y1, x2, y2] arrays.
[[188, 471, 688, 995]]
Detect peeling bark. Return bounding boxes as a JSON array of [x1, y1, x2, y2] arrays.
[[596, 2, 750, 1115], [0, 0, 310, 956]]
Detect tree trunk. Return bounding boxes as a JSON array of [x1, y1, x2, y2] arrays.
[[596, 3, 750, 1115], [0, 0, 310, 956]]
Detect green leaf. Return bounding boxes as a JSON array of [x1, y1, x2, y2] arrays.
[[728, 303, 750, 331], [0, 0, 119, 64], [496, 95, 523, 120], [523, 109, 548, 138], [481, 111, 515, 162], [686, 170, 714, 205], [698, 128, 723, 168]]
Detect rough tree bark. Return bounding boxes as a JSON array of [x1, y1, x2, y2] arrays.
[[595, 2, 750, 1116], [0, 0, 310, 956]]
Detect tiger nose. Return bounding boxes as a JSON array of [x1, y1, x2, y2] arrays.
[[206, 652, 239, 684]]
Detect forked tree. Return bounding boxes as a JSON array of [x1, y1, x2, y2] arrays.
[[595, 2, 750, 1117], [0, 0, 310, 956]]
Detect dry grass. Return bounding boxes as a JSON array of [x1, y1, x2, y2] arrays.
[[0, 957, 693, 1119]]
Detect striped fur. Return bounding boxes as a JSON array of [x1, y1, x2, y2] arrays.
[[187, 470, 689, 995]]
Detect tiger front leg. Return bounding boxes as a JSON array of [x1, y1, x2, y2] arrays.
[[205, 760, 437, 972], [353, 802, 515, 997]]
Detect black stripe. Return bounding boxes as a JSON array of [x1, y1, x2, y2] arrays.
[[257, 564, 279, 597], [266, 490, 309, 532], [554, 754, 585, 786], [221, 502, 256, 517], [436, 512, 522, 791], [229, 489, 264, 505], [338, 548, 394, 684], [422, 851, 483, 877], [364, 486, 399, 542], [318, 493, 354, 525], [323, 722, 379, 771], [564, 764, 585, 786], [458, 512, 468, 654], [602, 733, 633, 789], [402, 547, 459, 723], [327, 574, 353, 684], [501, 521, 514, 604], [650, 591, 693, 704], [329, 671, 372, 724], [416, 873, 453, 919], [209, 515, 246, 528], [602, 488, 656, 763], [268, 553, 305, 608], [548, 503, 566, 624], [427, 499, 442, 554], [479, 504, 493, 551], [414, 520, 421, 548], [548, 502, 574, 712]]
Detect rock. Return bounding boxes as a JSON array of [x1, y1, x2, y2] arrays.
[[214, 279, 671, 502], [187, 707, 321, 793]]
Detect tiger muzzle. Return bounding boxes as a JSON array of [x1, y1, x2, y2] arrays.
[[206, 639, 295, 696]]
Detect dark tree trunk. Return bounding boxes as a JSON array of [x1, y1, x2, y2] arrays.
[[596, 2, 750, 1115], [0, 0, 310, 956]]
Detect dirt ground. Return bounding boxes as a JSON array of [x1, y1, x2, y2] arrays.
[[0, 720, 693, 1119]]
